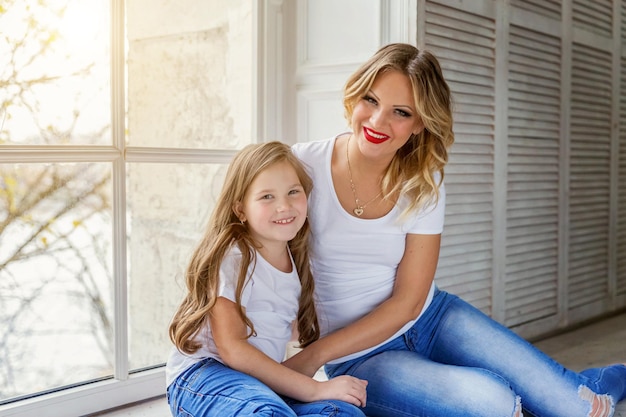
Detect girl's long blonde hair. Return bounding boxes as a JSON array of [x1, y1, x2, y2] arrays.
[[343, 43, 454, 217], [169, 141, 319, 354]]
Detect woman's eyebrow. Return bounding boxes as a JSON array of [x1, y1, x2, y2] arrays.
[[369, 90, 415, 112]]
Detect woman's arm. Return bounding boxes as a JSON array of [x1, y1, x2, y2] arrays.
[[210, 296, 368, 406], [283, 233, 440, 376]]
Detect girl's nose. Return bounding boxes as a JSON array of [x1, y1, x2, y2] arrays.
[[275, 198, 289, 211]]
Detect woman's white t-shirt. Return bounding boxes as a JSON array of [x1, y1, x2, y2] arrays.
[[292, 136, 445, 363], [165, 245, 301, 387]]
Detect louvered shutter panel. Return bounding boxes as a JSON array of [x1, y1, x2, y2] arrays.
[[568, 42, 612, 313], [505, 26, 561, 327], [619, 52, 626, 296], [425, 2, 496, 314], [617, 0, 626, 297]]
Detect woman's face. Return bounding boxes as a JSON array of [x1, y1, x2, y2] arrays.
[[350, 70, 423, 161]]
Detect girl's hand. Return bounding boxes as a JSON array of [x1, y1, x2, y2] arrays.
[[316, 375, 368, 407]]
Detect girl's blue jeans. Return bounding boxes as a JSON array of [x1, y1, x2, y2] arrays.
[[167, 358, 366, 417], [326, 288, 626, 417]]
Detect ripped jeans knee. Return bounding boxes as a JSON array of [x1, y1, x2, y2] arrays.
[[579, 385, 615, 417]]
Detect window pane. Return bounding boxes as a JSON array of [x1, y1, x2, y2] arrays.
[[0, 162, 113, 402], [127, 162, 227, 370], [0, 0, 111, 146], [126, 1, 252, 149]]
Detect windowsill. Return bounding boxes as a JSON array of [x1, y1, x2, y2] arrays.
[[0, 369, 165, 417]]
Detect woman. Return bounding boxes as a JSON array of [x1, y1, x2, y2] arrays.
[[287, 43, 626, 417]]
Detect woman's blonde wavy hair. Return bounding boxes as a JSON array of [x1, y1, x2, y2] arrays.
[[343, 43, 454, 217], [169, 141, 319, 354]]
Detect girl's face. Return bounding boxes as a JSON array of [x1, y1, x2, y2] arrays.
[[351, 70, 423, 162], [237, 160, 308, 252]]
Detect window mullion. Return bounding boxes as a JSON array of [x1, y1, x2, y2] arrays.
[[111, 0, 129, 381]]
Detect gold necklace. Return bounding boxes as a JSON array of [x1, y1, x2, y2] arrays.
[[346, 136, 382, 216]]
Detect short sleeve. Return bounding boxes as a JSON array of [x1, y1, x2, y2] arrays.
[[218, 249, 253, 306], [405, 181, 446, 235]]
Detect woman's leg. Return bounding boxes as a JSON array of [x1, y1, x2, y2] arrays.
[[326, 337, 521, 417], [417, 290, 626, 417], [167, 358, 296, 417]]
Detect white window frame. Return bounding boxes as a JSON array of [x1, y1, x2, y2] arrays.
[[3, 1, 161, 415]]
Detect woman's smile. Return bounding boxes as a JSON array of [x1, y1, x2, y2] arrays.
[[363, 126, 390, 144]]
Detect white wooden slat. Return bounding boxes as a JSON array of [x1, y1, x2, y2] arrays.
[[510, 0, 561, 21], [508, 45, 560, 67], [506, 265, 558, 286], [430, 44, 496, 67], [508, 64, 561, 86], [506, 306, 559, 327], [454, 100, 493, 114], [508, 90, 560, 107], [507, 189, 558, 201], [437, 268, 493, 289], [425, 20, 494, 47], [452, 122, 493, 137], [509, 7, 561, 38], [439, 228, 492, 247], [507, 256, 558, 277], [454, 93, 493, 106], [507, 206, 559, 220], [507, 285, 557, 309]]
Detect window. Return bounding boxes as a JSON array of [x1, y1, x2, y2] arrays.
[[0, 0, 253, 415]]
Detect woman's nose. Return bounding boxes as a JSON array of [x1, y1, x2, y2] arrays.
[[370, 108, 386, 127]]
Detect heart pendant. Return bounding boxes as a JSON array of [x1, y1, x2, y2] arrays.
[[354, 207, 364, 216]]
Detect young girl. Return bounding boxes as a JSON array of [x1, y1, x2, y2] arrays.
[[166, 142, 367, 417]]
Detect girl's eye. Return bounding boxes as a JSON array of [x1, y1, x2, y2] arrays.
[[261, 194, 273, 200], [289, 189, 301, 195]]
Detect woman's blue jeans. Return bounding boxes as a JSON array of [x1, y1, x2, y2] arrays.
[[325, 289, 626, 417], [167, 358, 366, 417]]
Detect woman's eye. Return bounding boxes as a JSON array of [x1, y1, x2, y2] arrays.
[[363, 95, 377, 105], [395, 109, 411, 118]]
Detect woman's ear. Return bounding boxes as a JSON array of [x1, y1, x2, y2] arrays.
[[413, 118, 425, 136]]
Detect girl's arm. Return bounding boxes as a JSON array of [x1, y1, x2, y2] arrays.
[[283, 233, 440, 377], [210, 296, 368, 406]]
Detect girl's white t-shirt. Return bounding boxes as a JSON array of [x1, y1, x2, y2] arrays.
[[292, 136, 445, 363], [165, 245, 301, 387]]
